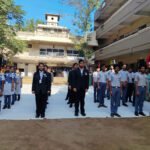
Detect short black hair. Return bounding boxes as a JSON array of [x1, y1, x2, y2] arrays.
[[38, 62, 44, 66], [44, 65, 48, 68], [73, 63, 78, 67], [114, 64, 120, 69], [79, 59, 84, 64]]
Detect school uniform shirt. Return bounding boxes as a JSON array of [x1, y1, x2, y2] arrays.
[[119, 70, 128, 82], [93, 71, 99, 83], [135, 72, 147, 87], [99, 71, 107, 83], [15, 74, 22, 94], [127, 72, 134, 83], [0, 73, 4, 89], [3, 72, 13, 95], [110, 72, 121, 87], [0, 73, 4, 99], [106, 70, 114, 80], [11, 72, 17, 94]]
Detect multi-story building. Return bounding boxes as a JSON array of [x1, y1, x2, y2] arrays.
[[94, 0, 150, 66], [13, 14, 83, 76]]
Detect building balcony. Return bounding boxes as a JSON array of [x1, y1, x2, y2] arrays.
[[17, 31, 73, 44], [95, 26, 150, 60], [94, 0, 127, 22], [96, 0, 150, 39], [13, 52, 84, 65]]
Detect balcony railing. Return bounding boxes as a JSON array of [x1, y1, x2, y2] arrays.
[[95, 26, 150, 59]]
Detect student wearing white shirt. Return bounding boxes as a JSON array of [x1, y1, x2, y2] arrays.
[[106, 65, 114, 100], [0, 68, 4, 111], [109, 65, 122, 117], [119, 64, 128, 107], [126, 68, 134, 103], [3, 66, 14, 109], [15, 69, 23, 101], [98, 65, 108, 108], [93, 67, 100, 103], [135, 66, 147, 116]]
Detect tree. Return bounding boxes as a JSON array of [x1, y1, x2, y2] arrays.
[[62, 0, 100, 59], [16, 19, 45, 32], [0, 0, 26, 64]]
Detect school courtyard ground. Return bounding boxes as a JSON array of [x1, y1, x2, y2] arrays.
[[0, 84, 150, 149]]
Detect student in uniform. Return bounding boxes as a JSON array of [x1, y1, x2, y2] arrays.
[[98, 65, 108, 108], [109, 65, 122, 117], [44, 65, 52, 106], [93, 67, 100, 103], [11, 66, 17, 105], [15, 69, 23, 101], [68, 63, 78, 108], [106, 65, 114, 100], [0, 68, 4, 111], [135, 65, 148, 116], [126, 68, 134, 103], [3, 66, 14, 109], [119, 64, 128, 107]]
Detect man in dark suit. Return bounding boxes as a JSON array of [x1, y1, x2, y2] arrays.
[[73, 60, 89, 116], [67, 63, 78, 108], [44, 65, 52, 105], [32, 63, 50, 118]]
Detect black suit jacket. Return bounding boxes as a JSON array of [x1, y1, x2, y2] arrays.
[[72, 68, 89, 90], [68, 70, 74, 87], [32, 71, 50, 94], [46, 72, 52, 91]]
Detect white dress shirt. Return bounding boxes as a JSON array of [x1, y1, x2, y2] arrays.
[[93, 71, 99, 83]]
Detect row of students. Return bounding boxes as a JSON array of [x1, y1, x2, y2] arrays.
[[93, 64, 150, 117], [0, 66, 22, 110]]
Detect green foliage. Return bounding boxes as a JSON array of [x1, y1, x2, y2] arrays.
[[0, 0, 26, 60], [16, 19, 45, 32], [62, 0, 100, 59]]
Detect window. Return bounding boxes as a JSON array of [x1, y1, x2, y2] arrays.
[[40, 49, 47, 56], [59, 49, 64, 56], [47, 49, 53, 56], [53, 49, 59, 56], [67, 50, 79, 57]]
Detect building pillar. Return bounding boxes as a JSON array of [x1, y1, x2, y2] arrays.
[[25, 63, 28, 76]]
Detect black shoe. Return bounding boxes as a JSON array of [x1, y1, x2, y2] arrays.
[[67, 102, 70, 105], [114, 113, 121, 117], [123, 103, 128, 107], [110, 113, 114, 117], [135, 112, 139, 116], [98, 104, 102, 108], [7, 105, 11, 109], [81, 113, 86, 116], [69, 104, 73, 108], [139, 112, 146, 116], [41, 113, 45, 118], [35, 115, 40, 118], [75, 113, 78, 116], [3, 105, 7, 109], [102, 104, 107, 108]]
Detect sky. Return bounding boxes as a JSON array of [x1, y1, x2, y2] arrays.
[[14, 0, 81, 34], [14, 0, 103, 34]]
